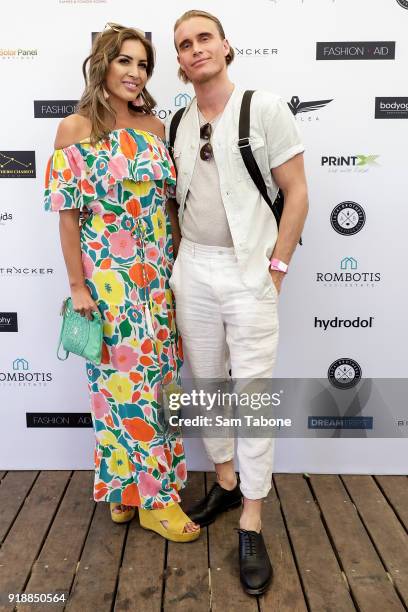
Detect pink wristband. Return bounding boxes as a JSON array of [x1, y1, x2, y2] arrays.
[[270, 258, 288, 273]]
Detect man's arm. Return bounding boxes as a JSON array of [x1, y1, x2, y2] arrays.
[[270, 152, 308, 293]]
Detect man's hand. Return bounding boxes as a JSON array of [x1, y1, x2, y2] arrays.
[[269, 269, 285, 295]]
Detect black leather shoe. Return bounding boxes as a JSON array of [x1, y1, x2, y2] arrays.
[[186, 482, 242, 527], [237, 529, 273, 595]]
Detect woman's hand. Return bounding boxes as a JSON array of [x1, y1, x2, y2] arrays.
[[71, 284, 99, 320]]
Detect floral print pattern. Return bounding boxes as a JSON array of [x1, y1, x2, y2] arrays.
[[45, 129, 186, 509]]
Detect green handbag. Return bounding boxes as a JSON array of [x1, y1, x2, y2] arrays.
[[57, 297, 103, 365]]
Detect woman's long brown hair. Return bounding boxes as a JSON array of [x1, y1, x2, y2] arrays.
[[77, 24, 156, 144]]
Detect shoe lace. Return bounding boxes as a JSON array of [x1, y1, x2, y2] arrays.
[[236, 529, 258, 556]]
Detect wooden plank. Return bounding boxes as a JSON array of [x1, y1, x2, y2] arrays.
[[65, 499, 127, 611], [310, 474, 404, 612], [342, 475, 408, 607], [375, 476, 408, 531], [0, 471, 38, 543], [163, 472, 209, 611], [0, 472, 6, 481], [18, 471, 95, 612], [259, 477, 308, 612], [114, 505, 166, 611], [0, 471, 71, 608], [275, 474, 355, 612], [207, 472, 258, 611]]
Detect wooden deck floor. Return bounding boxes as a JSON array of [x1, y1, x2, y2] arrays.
[[0, 471, 408, 611]]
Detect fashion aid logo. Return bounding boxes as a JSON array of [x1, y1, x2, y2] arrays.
[[26, 413, 92, 427], [396, 0, 408, 8], [315, 316, 374, 331], [375, 97, 408, 119], [0, 152, 36, 178], [328, 358, 362, 390], [0, 212, 13, 226], [0, 48, 38, 60], [330, 202, 365, 235], [0, 266, 54, 276], [321, 155, 379, 173], [0, 313, 18, 332], [34, 100, 78, 118], [0, 358, 52, 386], [288, 96, 333, 122], [316, 42, 395, 60], [316, 257, 381, 288]]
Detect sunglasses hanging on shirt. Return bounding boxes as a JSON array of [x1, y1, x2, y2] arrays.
[[199, 122, 213, 161]]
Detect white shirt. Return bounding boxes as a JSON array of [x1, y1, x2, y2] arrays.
[[166, 88, 304, 299]]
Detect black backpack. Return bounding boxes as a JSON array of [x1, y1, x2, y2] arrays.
[[168, 90, 300, 243]]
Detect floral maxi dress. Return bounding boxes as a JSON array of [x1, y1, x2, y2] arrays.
[[44, 128, 186, 509]]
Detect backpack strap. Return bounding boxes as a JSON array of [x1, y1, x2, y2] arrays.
[[238, 90, 282, 226], [238, 90, 302, 244], [168, 107, 186, 163]]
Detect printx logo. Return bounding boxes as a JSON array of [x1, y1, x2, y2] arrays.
[[322, 155, 379, 173], [316, 257, 381, 288], [288, 96, 333, 122]]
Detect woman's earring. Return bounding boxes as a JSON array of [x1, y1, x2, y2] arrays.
[[131, 92, 144, 107]]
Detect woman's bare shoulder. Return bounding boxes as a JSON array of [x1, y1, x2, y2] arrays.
[[139, 114, 165, 140], [54, 114, 92, 149]]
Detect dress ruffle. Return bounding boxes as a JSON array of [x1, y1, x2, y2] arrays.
[[44, 128, 176, 212]]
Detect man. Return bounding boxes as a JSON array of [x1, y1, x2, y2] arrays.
[[166, 10, 308, 596]]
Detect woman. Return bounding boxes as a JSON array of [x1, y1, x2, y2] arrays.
[[44, 23, 199, 542]]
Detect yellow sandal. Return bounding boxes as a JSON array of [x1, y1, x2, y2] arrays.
[[138, 503, 200, 542], [110, 502, 136, 524]]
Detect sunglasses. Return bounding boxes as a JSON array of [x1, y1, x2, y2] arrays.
[[104, 22, 146, 38], [104, 22, 124, 32], [200, 122, 213, 161]]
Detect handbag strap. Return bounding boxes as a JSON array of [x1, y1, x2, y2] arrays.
[[57, 326, 69, 361]]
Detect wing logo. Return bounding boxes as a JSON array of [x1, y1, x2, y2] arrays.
[[288, 96, 333, 115]]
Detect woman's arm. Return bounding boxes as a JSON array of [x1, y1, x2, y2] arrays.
[[59, 209, 98, 319]]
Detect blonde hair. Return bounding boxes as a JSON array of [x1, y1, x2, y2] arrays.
[[174, 10, 234, 84], [77, 23, 156, 144]]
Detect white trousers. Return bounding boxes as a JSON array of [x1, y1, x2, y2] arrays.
[[170, 238, 279, 499]]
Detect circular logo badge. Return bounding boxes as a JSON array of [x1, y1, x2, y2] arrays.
[[330, 201, 365, 235], [396, 0, 408, 9], [328, 358, 362, 389]]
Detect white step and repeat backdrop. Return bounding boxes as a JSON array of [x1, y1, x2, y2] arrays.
[[1, 0, 407, 472]]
